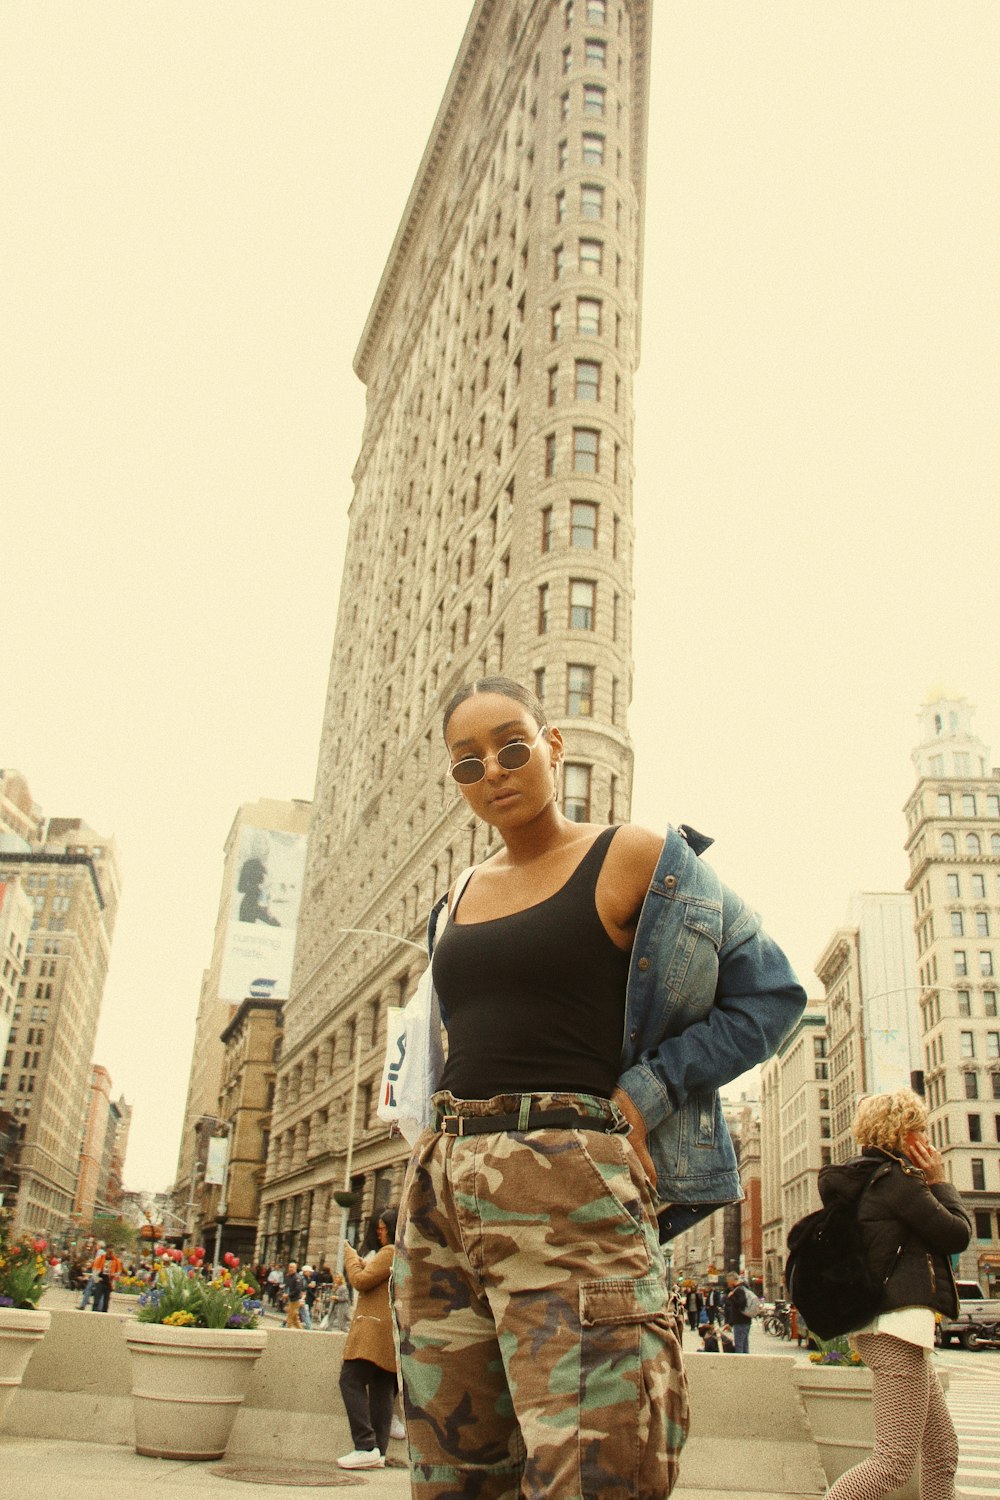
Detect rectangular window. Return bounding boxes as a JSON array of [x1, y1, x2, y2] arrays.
[[551, 303, 562, 341], [563, 763, 592, 822], [972, 874, 986, 898], [585, 38, 607, 67], [986, 794, 1000, 817], [537, 584, 550, 634], [569, 579, 596, 629], [548, 365, 559, 405], [581, 183, 604, 219], [553, 243, 565, 280], [985, 990, 998, 1017], [555, 188, 567, 224], [582, 131, 605, 165], [573, 427, 599, 472], [961, 1030, 975, 1058], [977, 912, 990, 937], [964, 1071, 978, 1099], [982, 952, 995, 977], [994, 1075, 1000, 1100], [583, 84, 606, 115], [937, 793, 952, 815], [975, 1208, 993, 1239], [534, 667, 546, 703], [560, 90, 570, 123], [969, 1113, 983, 1142], [955, 951, 968, 976], [963, 793, 977, 816], [575, 359, 600, 400], [562, 44, 572, 73], [566, 663, 594, 716], [579, 238, 603, 275], [988, 1032, 1000, 1058], [571, 500, 598, 547], [558, 138, 568, 171], [586, 0, 607, 21], [544, 434, 556, 479], [577, 296, 601, 335], [951, 912, 965, 936], [971, 1158, 986, 1191], [958, 990, 971, 1016], [947, 874, 960, 898]]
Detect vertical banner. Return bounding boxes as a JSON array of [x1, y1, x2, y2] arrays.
[[204, 1134, 229, 1186], [219, 826, 307, 1000]]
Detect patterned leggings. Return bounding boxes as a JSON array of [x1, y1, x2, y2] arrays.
[[826, 1333, 958, 1500]]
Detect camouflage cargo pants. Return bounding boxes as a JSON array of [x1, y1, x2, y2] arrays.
[[392, 1091, 689, 1500]]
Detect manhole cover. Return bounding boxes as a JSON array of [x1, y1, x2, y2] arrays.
[[209, 1463, 365, 1486]]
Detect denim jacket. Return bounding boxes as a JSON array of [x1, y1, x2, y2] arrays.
[[426, 824, 806, 1216]]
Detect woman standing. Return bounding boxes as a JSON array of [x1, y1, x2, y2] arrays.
[[819, 1088, 971, 1500], [337, 1208, 398, 1472], [392, 676, 806, 1500]]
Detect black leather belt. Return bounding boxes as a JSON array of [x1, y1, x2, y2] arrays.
[[438, 1108, 614, 1136]]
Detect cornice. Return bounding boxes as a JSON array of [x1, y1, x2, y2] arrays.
[[353, 0, 653, 399]]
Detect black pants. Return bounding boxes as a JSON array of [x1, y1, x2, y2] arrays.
[[92, 1274, 111, 1312], [339, 1357, 396, 1455]]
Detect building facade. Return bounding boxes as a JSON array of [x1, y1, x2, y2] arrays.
[[758, 1002, 830, 1300], [74, 1063, 113, 1224], [904, 695, 1000, 1289], [0, 790, 121, 1241], [173, 797, 310, 1246], [816, 892, 919, 1163], [259, 0, 652, 1265], [200, 997, 283, 1266]]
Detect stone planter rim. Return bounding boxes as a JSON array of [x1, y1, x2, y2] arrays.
[[124, 1320, 267, 1353], [0, 1305, 52, 1332]]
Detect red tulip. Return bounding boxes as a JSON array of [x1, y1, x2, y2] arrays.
[[223, 1252, 239, 1268], [32, 1238, 47, 1252]]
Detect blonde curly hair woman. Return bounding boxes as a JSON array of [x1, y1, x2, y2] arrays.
[[818, 1089, 971, 1500]]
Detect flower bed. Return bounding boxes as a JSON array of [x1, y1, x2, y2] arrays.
[[0, 1210, 48, 1309], [136, 1246, 262, 1329]]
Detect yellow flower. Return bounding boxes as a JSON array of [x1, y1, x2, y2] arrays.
[[162, 1310, 197, 1326]]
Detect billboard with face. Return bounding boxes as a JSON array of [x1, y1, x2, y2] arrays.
[[218, 826, 307, 1001]]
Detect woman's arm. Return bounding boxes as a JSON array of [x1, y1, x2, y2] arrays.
[[343, 1242, 393, 1292], [880, 1157, 972, 1256], [618, 878, 806, 1133]]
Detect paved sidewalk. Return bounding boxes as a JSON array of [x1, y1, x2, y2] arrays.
[[0, 1437, 826, 1499]]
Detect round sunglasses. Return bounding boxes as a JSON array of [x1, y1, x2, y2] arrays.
[[448, 725, 548, 785]]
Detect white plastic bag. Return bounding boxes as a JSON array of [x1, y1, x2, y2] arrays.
[[376, 869, 474, 1145]]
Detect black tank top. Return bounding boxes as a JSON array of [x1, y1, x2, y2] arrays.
[[434, 826, 630, 1099]]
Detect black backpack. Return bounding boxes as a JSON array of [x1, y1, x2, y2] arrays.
[[785, 1165, 901, 1340]]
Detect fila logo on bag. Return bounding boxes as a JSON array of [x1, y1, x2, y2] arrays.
[[383, 1032, 407, 1108]]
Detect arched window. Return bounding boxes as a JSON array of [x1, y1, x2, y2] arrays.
[[940, 833, 955, 856], [966, 833, 981, 857], [992, 834, 1000, 857]]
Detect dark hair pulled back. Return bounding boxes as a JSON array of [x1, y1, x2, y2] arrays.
[[441, 676, 547, 740]]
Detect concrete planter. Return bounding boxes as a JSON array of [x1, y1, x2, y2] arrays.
[[0, 1306, 51, 1424], [123, 1321, 268, 1461]]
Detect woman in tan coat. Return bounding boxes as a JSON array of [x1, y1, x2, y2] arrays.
[[336, 1207, 398, 1472]]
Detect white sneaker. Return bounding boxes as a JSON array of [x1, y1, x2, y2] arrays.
[[337, 1449, 385, 1470], [390, 1416, 406, 1441]]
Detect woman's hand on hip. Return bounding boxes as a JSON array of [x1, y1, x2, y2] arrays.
[[611, 1087, 656, 1189]]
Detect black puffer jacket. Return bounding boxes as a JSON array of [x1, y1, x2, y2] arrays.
[[818, 1147, 971, 1319]]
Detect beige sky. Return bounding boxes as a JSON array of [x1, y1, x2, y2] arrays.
[[3, 2, 998, 1192]]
